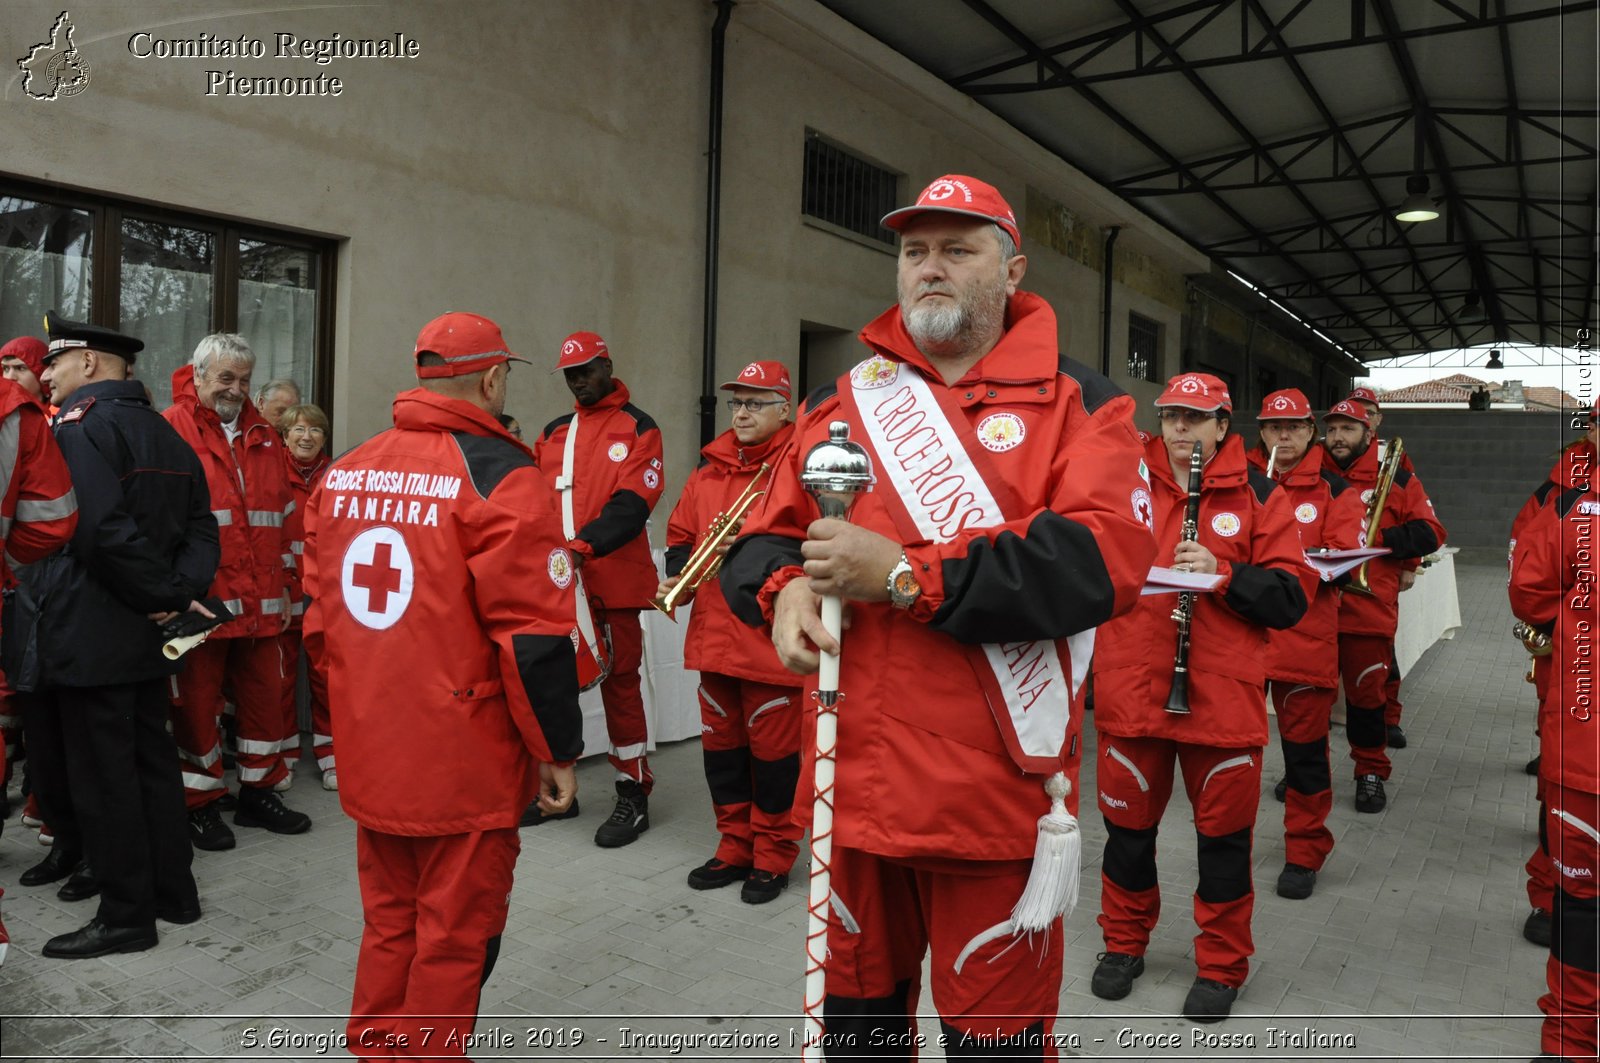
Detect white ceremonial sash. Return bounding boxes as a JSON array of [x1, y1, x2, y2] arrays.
[[841, 354, 1091, 774]]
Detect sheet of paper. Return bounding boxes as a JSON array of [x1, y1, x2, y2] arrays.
[[1304, 546, 1391, 580], [1142, 565, 1226, 596]]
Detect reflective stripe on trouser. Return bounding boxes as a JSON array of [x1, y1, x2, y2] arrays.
[[1541, 784, 1600, 1062], [1271, 680, 1336, 871], [697, 673, 802, 875], [1339, 633, 1392, 779], [168, 635, 288, 806], [598, 608, 651, 792], [823, 846, 1064, 1051], [351, 825, 518, 1058], [1096, 732, 1261, 986], [1383, 641, 1404, 727], [275, 629, 331, 771]]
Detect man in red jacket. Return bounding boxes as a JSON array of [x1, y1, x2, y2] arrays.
[[1091, 373, 1309, 1023], [1248, 389, 1362, 901], [723, 175, 1155, 1056], [304, 311, 582, 1057], [1510, 426, 1596, 951], [1322, 400, 1446, 814], [533, 332, 664, 847], [164, 335, 308, 849], [1510, 466, 1600, 1063], [658, 360, 802, 905], [1, 336, 48, 405]]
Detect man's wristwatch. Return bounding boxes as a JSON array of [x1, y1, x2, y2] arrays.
[[886, 550, 922, 610]]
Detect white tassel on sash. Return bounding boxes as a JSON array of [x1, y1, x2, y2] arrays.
[[953, 772, 1081, 974]]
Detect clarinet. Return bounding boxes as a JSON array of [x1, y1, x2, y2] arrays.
[[1164, 443, 1204, 714]]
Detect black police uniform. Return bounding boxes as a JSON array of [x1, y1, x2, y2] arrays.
[[8, 313, 220, 957]]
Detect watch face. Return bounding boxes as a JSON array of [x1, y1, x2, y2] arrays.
[[892, 569, 921, 597]]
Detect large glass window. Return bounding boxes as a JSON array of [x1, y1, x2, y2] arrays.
[[0, 176, 334, 418]]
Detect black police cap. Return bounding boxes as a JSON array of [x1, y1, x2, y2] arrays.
[[43, 310, 144, 365]]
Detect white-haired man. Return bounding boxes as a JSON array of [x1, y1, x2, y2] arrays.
[[164, 334, 308, 850]]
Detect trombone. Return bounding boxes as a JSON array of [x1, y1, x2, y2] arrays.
[[1346, 436, 1404, 596], [652, 463, 770, 620]]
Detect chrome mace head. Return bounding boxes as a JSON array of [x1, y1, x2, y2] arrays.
[[801, 421, 875, 520]]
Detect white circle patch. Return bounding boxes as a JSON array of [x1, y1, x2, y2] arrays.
[[340, 526, 414, 630], [1295, 502, 1319, 524], [1131, 487, 1154, 530], [607, 441, 629, 463], [977, 412, 1025, 452], [643, 468, 660, 489], [1360, 488, 1375, 505], [851, 355, 899, 390], [1211, 512, 1242, 537], [548, 548, 574, 590]]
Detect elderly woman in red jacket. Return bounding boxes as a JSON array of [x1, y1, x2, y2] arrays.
[[278, 403, 334, 791]]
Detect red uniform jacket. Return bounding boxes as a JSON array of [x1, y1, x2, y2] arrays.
[[164, 367, 294, 639], [283, 447, 331, 628], [535, 379, 663, 609], [722, 292, 1156, 861], [665, 422, 799, 686], [1246, 443, 1363, 687], [1510, 482, 1600, 796], [304, 389, 582, 835], [0, 379, 77, 582], [1095, 435, 1310, 747], [1510, 441, 1595, 704], [1324, 441, 1447, 639]]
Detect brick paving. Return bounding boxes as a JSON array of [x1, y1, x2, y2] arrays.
[[0, 561, 1550, 1060]]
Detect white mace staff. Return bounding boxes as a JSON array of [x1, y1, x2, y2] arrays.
[[798, 421, 874, 1061]]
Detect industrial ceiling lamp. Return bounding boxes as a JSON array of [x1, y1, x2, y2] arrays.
[[1485, 349, 1505, 370], [1395, 174, 1440, 223], [1459, 292, 1485, 322]]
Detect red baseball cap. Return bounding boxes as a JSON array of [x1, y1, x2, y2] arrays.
[[413, 312, 529, 379], [1347, 386, 1380, 408], [720, 360, 792, 399], [881, 174, 1022, 249], [1324, 399, 1371, 426], [1258, 388, 1313, 420], [0, 336, 47, 378], [553, 331, 609, 372], [1155, 372, 1232, 413]]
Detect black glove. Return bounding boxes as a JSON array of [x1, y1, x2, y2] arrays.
[[159, 597, 234, 641]]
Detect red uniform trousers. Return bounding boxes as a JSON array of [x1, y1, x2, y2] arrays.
[[1383, 641, 1405, 728], [277, 630, 334, 775], [1338, 633, 1392, 779], [350, 825, 517, 1060], [597, 608, 651, 791], [1096, 734, 1262, 987], [1541, 785, 1600, 1062], [0, 676, 18, 786], [169, 635, 288, 807], [1531, 772, 1558, 911], [822, 846, 1064, 1057], [696, 673, 802, 875], [1270, 681, 1336, 871]]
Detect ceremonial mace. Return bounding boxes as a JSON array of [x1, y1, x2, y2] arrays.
[[798, 421, 874, 1061]]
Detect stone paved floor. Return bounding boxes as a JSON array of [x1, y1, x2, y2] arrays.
[[0, 562, 1551, 1060]]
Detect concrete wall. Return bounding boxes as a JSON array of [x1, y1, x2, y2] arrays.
[[4, 0, 1217, 536]]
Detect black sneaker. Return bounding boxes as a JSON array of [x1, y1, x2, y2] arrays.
[[1090, 951, 1144, 1000], [1387, 724, 1407, 749], [1354, 774, 1386, 813], [1272, 778, 1287, 803], [1276, 863, 1316, 900], [687, 858, 749, 890], [741, 870, 787, 904], [520, 798, 580, 827], [217, 791, 237, 811], [1182, 977, 1239, 1023], [593, 781, 648, 848], [234, 788, 311, 835], [1524, 908, 1552, 948], [1526, 755, 1542, 776], [188, 805, 236, 851]]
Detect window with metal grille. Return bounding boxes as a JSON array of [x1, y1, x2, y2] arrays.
[[802, 133, 899, 247], [1128, 312, 1160, 382]]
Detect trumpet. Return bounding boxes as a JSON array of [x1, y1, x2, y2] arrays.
[[652, 463, 770, 620], [1513, 620, 1554, 683], [1346, 436, 1404, 596]]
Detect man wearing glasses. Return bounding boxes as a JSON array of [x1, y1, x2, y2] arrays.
[[657, 361, 802, 904], [532, 332, 665, 846]]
